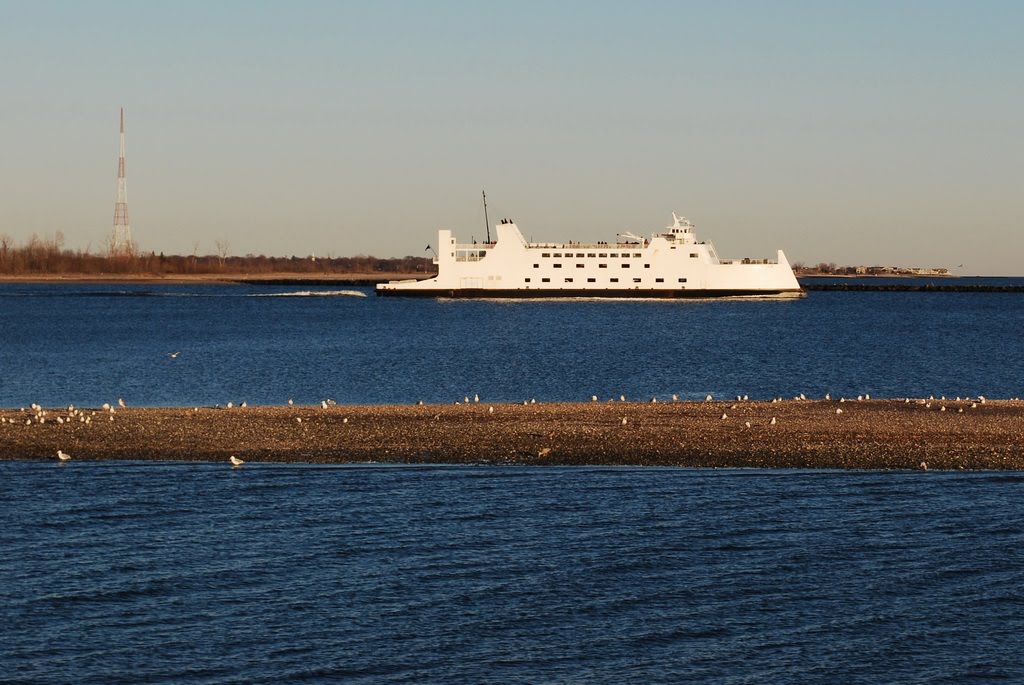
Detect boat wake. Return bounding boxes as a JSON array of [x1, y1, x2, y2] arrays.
[[248, 290, 368, 298]]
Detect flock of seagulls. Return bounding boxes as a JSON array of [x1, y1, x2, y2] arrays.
[[3, 390, 1014, 470]]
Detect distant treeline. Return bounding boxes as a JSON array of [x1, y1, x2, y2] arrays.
[[0, 232, 432, 275]]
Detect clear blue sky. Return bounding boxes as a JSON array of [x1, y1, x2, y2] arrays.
[[2, 1, 1022, 273]]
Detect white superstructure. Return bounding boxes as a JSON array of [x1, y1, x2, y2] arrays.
[[377, 213, 802, 298]]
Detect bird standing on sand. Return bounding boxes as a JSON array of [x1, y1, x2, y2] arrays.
[[229, 455, 244, 467], [118, 398, 126, 408], [57, 450, 71, 461]]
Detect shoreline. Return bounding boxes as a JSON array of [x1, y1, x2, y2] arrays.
[[0, 272, 433, 286], [3, 400, 1023, 470]]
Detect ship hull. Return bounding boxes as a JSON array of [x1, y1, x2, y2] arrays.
[[377, 287, 803, 299]]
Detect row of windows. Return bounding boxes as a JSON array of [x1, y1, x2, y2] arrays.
[[527, 277, 685, 284], [538, 263, 653, 269], [541, 252, 643, 258], [536, 251, 701, 259]]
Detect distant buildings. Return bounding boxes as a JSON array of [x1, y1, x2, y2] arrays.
[[795, 264, 951, 276]]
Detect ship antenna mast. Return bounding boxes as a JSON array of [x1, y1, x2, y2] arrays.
[[482, 190, 491, 244]]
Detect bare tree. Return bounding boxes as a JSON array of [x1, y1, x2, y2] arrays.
[[215, 239, 230, 268]]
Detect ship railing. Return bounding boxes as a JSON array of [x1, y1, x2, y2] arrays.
[[527, 242, 645, 250]]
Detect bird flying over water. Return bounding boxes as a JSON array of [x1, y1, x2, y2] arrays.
[[167, 352, 180, 359]]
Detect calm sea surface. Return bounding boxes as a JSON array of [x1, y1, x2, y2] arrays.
[[3, 282, 1024, 682], [1, 280, 1023, 407]]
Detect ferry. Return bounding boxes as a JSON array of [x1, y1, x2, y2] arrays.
[[377, 212, 802, 298]]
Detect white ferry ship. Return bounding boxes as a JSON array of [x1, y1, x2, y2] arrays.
[[377, 213, 802, 298]]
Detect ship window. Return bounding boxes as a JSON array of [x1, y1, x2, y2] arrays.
[[587, 253, 596, 258], [598, 253, 607, 258], [533, 264, 539, 268], [644, 264, 650, 269], [542, 278, 550, 283], [633, 278, 642, 283], [587, 278, 596, 283], [678, 277, 687, 283], [655, 278, 664, 283], [634, 253, 642, 258], [599, 264, 607, 268], [576, 253, 585, 258], [553, 253, 562, 258], [525, 278, 531, 283], [564, 277, 573, 283], [670, 246, 677, 250], [690, 253, 698, 258], [576, 263, 584, 268], [542, 253, 551, 258], [554, 264, 562, 268], [621, 263, 630, 269], [610, 277, 619, 283]]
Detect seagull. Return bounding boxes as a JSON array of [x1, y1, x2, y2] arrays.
[[621, 417, 628, 425], [321, 400, 328, 409], [288, 399, 294, 405], [721, 412, 728, 420], [705, 394, 713, 402], [229, 455, 244, 467], [118, 398, 126, 408], [770, 417, 777, 425], [592, 395, 598, 402], [672, 394, 679, 402], [57, 449, 71, 461], [620, 395, 626, 402], [836, 408, 843, 414], [473, 394, 479, 403], [825, 393, 831, 400], [167, 352, 180, 359]]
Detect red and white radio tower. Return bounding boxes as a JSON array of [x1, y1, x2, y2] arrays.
[[111, 107, 134, 255]]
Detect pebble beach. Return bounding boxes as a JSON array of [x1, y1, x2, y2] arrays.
[[3, 399, 1023, 470]]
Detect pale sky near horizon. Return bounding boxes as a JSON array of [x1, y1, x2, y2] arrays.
[[2, 1, 1022, 274]]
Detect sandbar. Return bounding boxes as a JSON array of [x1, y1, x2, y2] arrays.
[[2, 400, 1022, 469]]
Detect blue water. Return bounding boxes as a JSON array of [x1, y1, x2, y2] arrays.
[[3, 463, 1023, 684], [4, 283, 1024, 683], [2, 280, 1024, 408]]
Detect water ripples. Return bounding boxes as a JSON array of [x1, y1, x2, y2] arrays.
[[2, 463, 1023, 683]]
